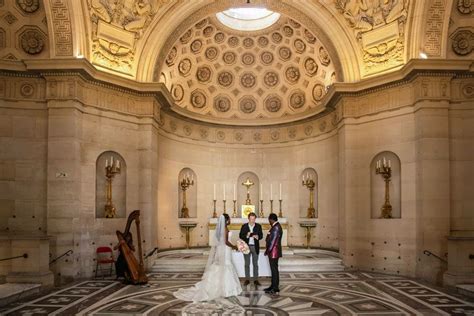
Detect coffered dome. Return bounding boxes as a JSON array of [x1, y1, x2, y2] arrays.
[[159, 12, 338, 126]]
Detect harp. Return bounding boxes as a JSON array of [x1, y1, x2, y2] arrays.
[[116, 210, 148, 284]]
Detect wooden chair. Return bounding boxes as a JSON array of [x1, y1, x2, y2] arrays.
[[95, 246, 114, 278]]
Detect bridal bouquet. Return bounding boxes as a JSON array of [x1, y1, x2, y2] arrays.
[[236, 239, 250, 255]]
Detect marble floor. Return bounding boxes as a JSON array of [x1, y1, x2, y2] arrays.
[[1, 271, 473, 315]]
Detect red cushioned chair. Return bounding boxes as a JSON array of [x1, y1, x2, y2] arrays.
[[95, 246, 115, 278]]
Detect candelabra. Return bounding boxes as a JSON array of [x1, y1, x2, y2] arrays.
[[232, 199, 237, 218], [376, 158, 393, 219], [259, 199, 264, 218], [179, 174, 194, 218], [302, 177, 316, 218], [270, 199, 274, 214], [223, 199, 227, 214], [212, 199, 217, 218], [104, 156, 121, 218], [278, 199, 283, 218]]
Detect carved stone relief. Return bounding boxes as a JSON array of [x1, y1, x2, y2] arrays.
[[335, 0, 409, 75]]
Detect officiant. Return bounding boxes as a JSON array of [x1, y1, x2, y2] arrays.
[[239, 212, 263, 286]]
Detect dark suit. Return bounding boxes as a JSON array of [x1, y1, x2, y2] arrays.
[[265, 222, 283, 290], [239, 223, 263, 280]]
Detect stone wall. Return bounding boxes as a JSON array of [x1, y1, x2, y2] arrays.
[[0, 60, 473, 286]]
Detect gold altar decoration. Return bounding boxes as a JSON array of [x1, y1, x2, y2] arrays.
[[302, 175, 316, 218], [241, 204, 255, 218], [104, 156, 121, 218], [179, 173, 194, 218], [259, 199, 264, 218], [242, 178, 254, 205], [375, 157, 393, 219]]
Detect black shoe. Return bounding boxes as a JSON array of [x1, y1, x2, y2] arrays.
[[263, 286, 273, 292], [254, 280, 261, 286], [244, 280, 250, 286]]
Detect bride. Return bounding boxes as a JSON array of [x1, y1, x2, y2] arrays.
[[173, 214, 243, 302]]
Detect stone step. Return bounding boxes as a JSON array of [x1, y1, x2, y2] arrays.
[[0, 283, 41, 307], [151, 248, 345, 273], [456, 284, 474, 298]]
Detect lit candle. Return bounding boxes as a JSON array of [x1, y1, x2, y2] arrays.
[[388, 159, 391, 168], [383, 157, 386, 167], [279, 183, 282, 200], [223, 183, 226, 200], [213, 184, 216, 200], [233, 184, 236, 201], [117, 159, 120, 169], [105, 159, 108, 168], [270, 183, 273, 200]]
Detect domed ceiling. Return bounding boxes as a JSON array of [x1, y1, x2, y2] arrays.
[[159, 12, 338, 126]]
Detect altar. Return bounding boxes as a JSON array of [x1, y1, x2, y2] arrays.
[[208, 217, 288, 247]]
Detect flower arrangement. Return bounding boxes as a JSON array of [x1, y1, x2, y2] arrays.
[[236, 239, 250, 255]]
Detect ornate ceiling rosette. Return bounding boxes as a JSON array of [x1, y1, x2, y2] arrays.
[[159, 12, 338, 126]]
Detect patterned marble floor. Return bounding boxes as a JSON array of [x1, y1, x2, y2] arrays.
[[1, 271, 473, 315]]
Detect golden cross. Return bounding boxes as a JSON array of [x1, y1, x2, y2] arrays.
[[242, 178, 254, 189]]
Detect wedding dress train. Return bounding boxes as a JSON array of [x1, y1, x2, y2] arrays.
[[173, 216, 242, 302]]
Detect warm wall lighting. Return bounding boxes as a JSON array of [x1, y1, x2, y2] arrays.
[[419, 52, 428, 59]]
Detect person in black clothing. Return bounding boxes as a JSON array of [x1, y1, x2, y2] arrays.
[[264, 213, 283, 294], [239, 212, 263, 287]]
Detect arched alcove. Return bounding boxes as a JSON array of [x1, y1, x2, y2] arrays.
[[178, 168, 197, 218], [299, 168, 318, 218], [95, 151, 126, 218], [237, 172, 260, 217], [370, 151, 401, 219]]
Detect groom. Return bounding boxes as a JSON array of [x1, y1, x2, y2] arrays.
[[239, 212, 263, 286], [264, 213, 283, 294]]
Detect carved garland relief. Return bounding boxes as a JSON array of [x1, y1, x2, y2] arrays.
[[335, 0, 409, 75], [87, 0, 171, 75]]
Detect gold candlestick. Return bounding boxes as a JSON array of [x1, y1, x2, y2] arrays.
[[270, 199, 274, 213], [278, 199, 283, 218], [232, 200, 237, 218], [376, 158, 393, 219], [212, 199, 217, 218], [259, 199, 264, 218], [104, 156, 121, 218], [180, 174, 194, 218], [302, 177, 316, 218], [223, 199, 227, 214]]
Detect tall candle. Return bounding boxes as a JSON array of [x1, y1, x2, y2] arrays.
[[111, 156, 114, 166], [260, 183, 263, 199], [117, 160, 120, 169], [270, 184, 273, 200], [213, 184, 216, 200], [105, 159, 108, 168], [223, 184, 226, 200], [279, 183, 282, 200], [388, 159, 391, 168]]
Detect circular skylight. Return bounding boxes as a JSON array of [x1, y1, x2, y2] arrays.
[[216, 8, 280, 31]]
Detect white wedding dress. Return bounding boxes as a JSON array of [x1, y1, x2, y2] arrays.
[[174, 215, 243, 302]]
